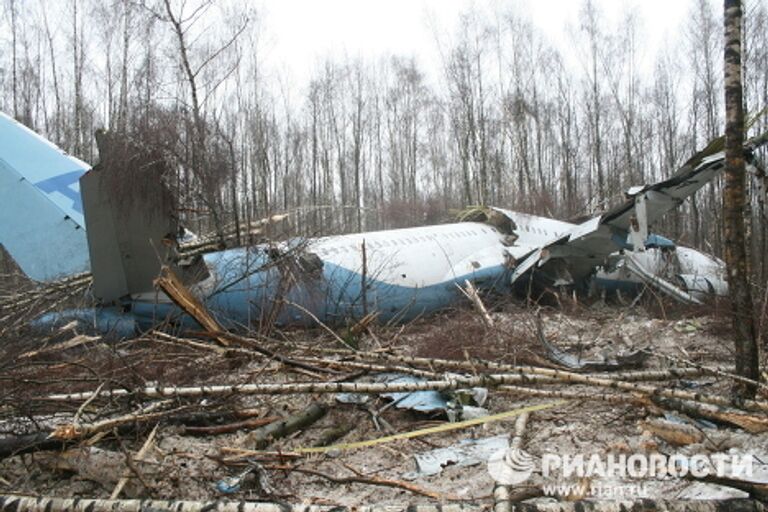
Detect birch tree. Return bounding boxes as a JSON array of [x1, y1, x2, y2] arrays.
[[722, 0, 759, 397]]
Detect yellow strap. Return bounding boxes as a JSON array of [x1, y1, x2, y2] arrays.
[[297, 400, 566, 453]]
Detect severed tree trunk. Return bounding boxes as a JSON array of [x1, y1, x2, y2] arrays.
[[723, 0, 760, 397]]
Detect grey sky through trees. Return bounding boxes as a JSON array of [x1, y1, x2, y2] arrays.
[[260, 0, 695, 90]]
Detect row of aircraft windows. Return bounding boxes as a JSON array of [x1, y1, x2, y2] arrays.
[[519, 224, 562, 237], [315, 228, 490, 255]]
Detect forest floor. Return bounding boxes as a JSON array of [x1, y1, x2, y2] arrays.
[[1, 297, 767, 509]]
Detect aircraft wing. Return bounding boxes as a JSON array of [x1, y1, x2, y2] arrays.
[[0, 113, 91, 281], [510, 137, 764, 286]]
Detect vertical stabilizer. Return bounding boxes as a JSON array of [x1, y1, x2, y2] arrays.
[[0, 113, 90, 281], [81, 131, 208, 303]]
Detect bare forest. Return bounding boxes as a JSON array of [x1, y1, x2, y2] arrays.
[[1, 0, 766, 266]]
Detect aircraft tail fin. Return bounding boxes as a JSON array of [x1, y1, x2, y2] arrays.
[[81, 131, 208, 303], [0, 113, 91, 281]]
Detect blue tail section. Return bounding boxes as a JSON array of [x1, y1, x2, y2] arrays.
[[0, 113, 90, 281]]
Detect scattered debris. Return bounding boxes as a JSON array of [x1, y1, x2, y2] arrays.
[[2, 306, 768, 508], [404, 435, 509, 479]]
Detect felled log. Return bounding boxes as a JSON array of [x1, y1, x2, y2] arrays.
[[370, 352, 710, 382], [43, 369, 768, 415], [247, 402, 327, 449], [0, 407, 266, 459], [511, 500, 765, 511], [182, 416, 280, 436], [298, 356, 439, 379], [644, 349, 767, 392], [652, 396, 768, 433], [639, 418, 705, 446], [0, 432, 74, 460], [313, 423, 355, 447], [0, 495, 478, 512], [151, 330, 334, 375], [692, 474, 768, 502], [500, 385, 648, 405], [2, 495, 760, 512]]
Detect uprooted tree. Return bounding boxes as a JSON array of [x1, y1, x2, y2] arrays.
[[722, 0, 759, 398]]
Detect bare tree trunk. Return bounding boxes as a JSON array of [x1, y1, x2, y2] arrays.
[[723, 0, 759, 398], [9, 0, 19, 118]]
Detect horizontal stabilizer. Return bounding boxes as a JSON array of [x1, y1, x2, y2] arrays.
[[0, 113, 90, 281]]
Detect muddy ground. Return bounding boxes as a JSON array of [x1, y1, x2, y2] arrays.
[[1, 299, 766, 507]]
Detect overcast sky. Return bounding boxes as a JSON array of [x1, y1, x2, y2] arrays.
[[256, 0, 703, 89]]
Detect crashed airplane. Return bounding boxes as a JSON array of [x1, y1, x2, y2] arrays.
[[0, 112, 763, 337]]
